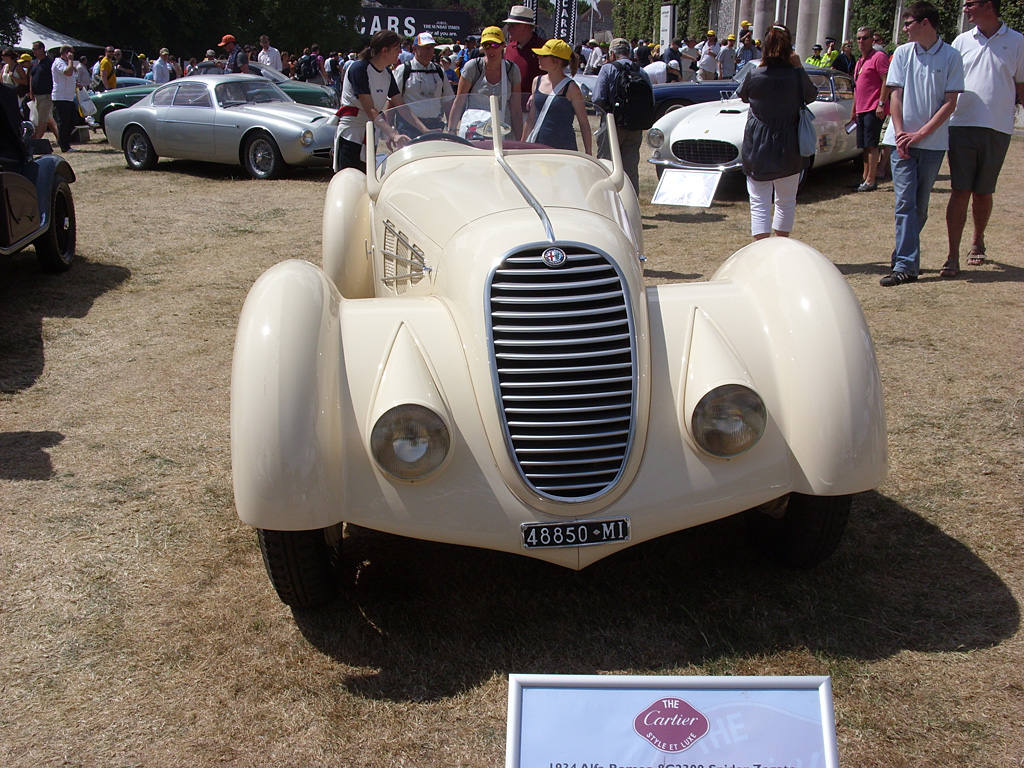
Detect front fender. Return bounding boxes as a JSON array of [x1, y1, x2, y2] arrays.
[[19, 155, 76, 233], [231, 260, 345, 530]]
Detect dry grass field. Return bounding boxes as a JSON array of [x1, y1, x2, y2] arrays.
[[1, 128, 1021, 768]]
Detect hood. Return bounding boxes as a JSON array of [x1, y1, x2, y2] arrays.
[[375, 149, 632, 252], [235, 101, 335, 124], [664, 98, 748, 138]]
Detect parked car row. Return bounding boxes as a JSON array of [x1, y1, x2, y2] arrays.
[[89, 61, 338, 131]]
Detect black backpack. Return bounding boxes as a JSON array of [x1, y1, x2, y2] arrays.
[[611, 60, 655, 131], [298, 55, 317, 81]]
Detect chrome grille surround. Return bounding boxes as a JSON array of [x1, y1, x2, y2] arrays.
[[487, 244, 638, 503], [670, 139, 739, 167]]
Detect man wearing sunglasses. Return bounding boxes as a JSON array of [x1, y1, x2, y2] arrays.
[[942, 0, 1024, 277], [879, 1, 964, 287]]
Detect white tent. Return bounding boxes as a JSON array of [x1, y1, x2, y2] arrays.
[[14, 17, 102, 53]]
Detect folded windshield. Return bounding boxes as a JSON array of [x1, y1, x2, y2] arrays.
[[371, 94, 597, 170]]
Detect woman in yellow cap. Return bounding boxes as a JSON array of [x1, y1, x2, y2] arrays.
[[521, 38, 591, 154], [448, 26, 523, 139]]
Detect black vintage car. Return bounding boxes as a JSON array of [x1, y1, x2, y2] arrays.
[[0, 85, 76, 272]]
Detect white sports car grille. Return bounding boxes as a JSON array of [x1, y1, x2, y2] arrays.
[[671, 139, 739, 166], [488, 246, 636, 502]]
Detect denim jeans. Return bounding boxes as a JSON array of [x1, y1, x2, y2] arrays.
[[891, 147, 945, 276]]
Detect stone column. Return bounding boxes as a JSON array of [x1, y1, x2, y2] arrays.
[[752, 0, 773, 42], [816, 0, 844, 48], [795, 0, 820, 61]]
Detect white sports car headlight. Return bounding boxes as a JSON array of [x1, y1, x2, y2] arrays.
[[691, 384, 766, 458], [371, 404, 450, 480], [300, 130, 314, 146], [647, 128, 664, 149]]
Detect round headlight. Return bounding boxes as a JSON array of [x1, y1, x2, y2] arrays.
[[647, 128, 664, 149], [300, 130, 314, 146], [691, 384, 766, 458], [371, 404, 450, 480]]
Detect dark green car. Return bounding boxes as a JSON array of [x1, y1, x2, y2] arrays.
[[91, 61, 339, 132]]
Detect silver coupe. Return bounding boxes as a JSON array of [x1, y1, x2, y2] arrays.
[[103, 75, 336, 179]]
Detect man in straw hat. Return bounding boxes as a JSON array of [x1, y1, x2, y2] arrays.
[[503, 4, 545, 93]]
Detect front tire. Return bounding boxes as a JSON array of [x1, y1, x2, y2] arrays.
[[243, 132, 284, 180], [34, 175, 76, 273], [744, 493, 851, 568], [257, 525, 342, 608], [123, 127, 157, 170]]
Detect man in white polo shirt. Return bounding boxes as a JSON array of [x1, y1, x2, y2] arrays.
[[941, 0, 1024, 277], [879, 1, 964, 287]]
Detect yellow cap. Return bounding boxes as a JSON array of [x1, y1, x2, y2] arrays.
[[707, 30, 716, 37], [532, 39, 573, 61], [727, 34, 736, 41], [480, 26, 504, 45]]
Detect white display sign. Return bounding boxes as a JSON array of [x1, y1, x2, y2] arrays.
[[652, 168, 723, 208], [660, 5, 677, 51], [506, 674, 838, 768]]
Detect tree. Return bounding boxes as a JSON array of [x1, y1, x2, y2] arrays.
[[24, 0, 363, 59], [1, 0, 31, 48]]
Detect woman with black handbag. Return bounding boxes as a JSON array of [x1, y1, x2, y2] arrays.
[[735, 24, 817, 241]]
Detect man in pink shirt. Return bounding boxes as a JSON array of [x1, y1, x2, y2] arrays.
[[853, 26, 889, 191]]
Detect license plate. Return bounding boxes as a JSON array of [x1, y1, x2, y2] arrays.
[[521, 518, 630, 549]]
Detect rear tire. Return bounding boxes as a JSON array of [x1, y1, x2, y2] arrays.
[[34, 175, 76, 273], [744, 493, 851, 568], [257, 526, 343, 608], [123, 126, 157, 170]]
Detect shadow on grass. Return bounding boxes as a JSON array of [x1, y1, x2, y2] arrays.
[[0, 431, 64, 480], [149, 159, 334, 183], [643, 268, 704, 281], [0, 256, 130, 393], [293, 490, 1018, 701], [832, 259, 1024, 284]]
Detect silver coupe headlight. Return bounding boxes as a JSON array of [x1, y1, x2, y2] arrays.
[[300, 130, 314, 146], [371, 404, 450, 480], [691, 384, 766, 458], [647, 128, 664, 149]]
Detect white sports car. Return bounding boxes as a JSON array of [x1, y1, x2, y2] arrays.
[[647, 65, 860, 180], [231, 96, 887, 609]]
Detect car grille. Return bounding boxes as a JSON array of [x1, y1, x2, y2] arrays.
[[488, 246, 636, 502], [670, 139, 739, 166]]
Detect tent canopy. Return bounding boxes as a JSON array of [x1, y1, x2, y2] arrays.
[[15, 17, 102, 53]]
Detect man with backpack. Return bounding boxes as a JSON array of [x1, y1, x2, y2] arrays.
[[396, 32, 452, 130], [593, 38, 655, 195]]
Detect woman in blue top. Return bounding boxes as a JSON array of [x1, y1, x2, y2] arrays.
[[521, 39, 592, 154]]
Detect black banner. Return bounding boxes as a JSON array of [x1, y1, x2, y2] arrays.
[[355, 8, 473, 42], [553, 0, 577, 44]]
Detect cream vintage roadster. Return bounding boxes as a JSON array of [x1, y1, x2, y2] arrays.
[[231, 96, 887, 609]]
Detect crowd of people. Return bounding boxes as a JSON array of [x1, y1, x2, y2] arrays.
[[3, 0, 1019, 288]]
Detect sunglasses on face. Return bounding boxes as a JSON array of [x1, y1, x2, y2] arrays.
[[856, 35, 872, 40], [963, 1, 989, 7], [902, 19, 920, 28], [482, 42, 502, 49]]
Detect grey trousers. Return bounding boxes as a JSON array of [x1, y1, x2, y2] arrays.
[[596, 118, 644, 196]]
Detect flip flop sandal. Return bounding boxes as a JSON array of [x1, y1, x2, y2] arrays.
[[967, 247, 986, 267], [940, 262, 959, 278]]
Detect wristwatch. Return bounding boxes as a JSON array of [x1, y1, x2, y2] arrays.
[[877, 100, 885, 107]]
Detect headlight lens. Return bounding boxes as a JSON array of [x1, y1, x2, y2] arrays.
[[691, 384, 766, 458], [300, 130, 314, 146], [371, 404, 450, 480], [647, 128, 664, 149]]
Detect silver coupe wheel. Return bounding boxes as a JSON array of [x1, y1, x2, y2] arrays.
[[123, 127, 157, 171], [243, 133, 284, 180]]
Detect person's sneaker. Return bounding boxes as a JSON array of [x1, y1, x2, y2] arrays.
[[857, 181, 878, 192], [879, 271, 917, 287]]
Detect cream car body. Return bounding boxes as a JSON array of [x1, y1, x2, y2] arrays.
[[231, 97, 886, 608], [647, 65, 860, 178]]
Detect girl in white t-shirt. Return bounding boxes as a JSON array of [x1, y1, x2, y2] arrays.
[[335, 30, 418, 173]]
